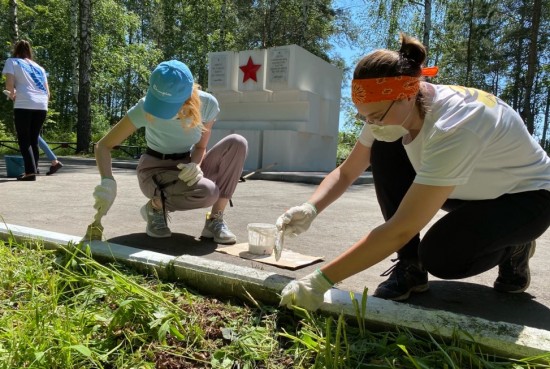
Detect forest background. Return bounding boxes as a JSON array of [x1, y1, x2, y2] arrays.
[[0, 0, 548, 159]]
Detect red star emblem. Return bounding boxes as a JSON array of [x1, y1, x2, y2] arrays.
[[239, 56, 262, 83]]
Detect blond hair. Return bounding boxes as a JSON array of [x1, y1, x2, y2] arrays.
[[177, 83, 203, 130], [146, 83, 204, 130]]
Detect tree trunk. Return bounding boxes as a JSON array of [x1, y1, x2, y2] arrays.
[[522, 0, 541, 135], [423, 0, 431, 56], [541, 85, 550, 150], [219, 0, 227, 50], [268, 0, 277, 47], [511, 5, 527, 111], [465, 0, 474, 86], [300, 0, 309, 47], [8, 0, 19, 42], [71, 0, 79, 109], [123, 32, 133, 119], [76, 0, 92, 153], [386, 0, 401, 48]]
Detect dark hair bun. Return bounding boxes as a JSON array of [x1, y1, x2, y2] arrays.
[[399, 33, 426, 69]]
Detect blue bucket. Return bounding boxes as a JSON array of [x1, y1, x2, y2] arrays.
[[5, 155, 25, 178]]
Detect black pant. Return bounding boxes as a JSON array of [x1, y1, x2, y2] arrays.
[[370, 139, 550, 279], [14, 109, 47, 174]]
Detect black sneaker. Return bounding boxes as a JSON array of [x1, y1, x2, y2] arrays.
[[373, 258, 429, 301], [494, 241, 536, 293]]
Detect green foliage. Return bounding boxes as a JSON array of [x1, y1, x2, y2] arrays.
[[1, 238, 549, 368], [336, 0, 549, 144], [337, 95, 364, 166], [0, 0, 346, 150], [1, 0, 548, 150], [337, 131, 357, 166]]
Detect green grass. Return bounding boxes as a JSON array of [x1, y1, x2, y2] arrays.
[[1, 237, 549, 368]]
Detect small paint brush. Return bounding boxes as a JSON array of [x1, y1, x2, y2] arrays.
[[83, 210, 104, 241], [274, 227, 284, 261]]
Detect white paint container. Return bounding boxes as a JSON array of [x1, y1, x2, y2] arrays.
[[247, 223, 277, 255]]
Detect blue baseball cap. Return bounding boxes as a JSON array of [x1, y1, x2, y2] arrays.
[[143, 60, 194, 119]]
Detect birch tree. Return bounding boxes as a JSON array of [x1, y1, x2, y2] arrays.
[[8, 0, 19, 42], [76, 0, 92, 153]]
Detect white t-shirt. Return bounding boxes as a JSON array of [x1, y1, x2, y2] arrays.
[[358, 84, 550, 200], [2, 57, 49, 110], [127, 90, 220, 154]]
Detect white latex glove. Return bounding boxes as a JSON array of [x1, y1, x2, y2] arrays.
[[177, 162, 203, 186], [276, 202, 317, 237], [279, 269, 334, 311], [3, 90, 14, 100], [93, 178, 117, 216]]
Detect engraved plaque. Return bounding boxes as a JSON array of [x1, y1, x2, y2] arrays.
[[209, 54, 228, 88], [269, 48, 290, 83]]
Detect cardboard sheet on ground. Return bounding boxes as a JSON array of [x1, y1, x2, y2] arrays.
[[216, 243, 323, 270]]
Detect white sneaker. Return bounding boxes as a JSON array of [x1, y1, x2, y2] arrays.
[[140, 201, 172, 238], [201, 211, 236, 244]]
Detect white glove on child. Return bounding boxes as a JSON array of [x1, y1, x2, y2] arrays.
[[93, 178, 117, 216], [276, 202, 317, 237], [279, 269, 334, 311], [177, 162, 203, 186]]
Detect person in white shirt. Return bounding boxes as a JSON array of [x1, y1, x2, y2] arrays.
[[278, 33, 550, 310], [93, 60, 247, 243], [2, 40, 50, 181]]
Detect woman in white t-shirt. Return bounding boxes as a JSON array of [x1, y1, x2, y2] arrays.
[[93, 60, 247, 243], [277, 33, 550, 311], [2, 40, 50, 181]]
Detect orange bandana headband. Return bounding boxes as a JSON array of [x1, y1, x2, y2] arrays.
[[352, 66, 439, 104]]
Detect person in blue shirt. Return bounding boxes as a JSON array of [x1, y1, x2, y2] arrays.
[[93, 60, 247, 243], [2, 40, 50, 181]]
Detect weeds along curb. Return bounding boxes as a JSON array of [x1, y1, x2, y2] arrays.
[[1, 222, 549, 360]]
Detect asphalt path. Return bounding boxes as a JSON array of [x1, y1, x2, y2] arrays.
[[1, 156, 549, 331]]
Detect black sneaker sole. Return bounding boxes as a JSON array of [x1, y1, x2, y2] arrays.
[[374, 283, 430, 301]]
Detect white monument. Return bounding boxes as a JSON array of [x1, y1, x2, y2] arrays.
[[207, 45, 343, 172]]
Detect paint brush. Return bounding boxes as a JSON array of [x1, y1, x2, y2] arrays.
[[274, 227, 284, 261], [83, 210, 104, 241]]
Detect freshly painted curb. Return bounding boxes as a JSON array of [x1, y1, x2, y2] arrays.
[[1, 223, 548, 359]]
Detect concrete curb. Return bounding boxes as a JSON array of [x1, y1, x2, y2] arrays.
[[55, 156, 374, 185], [1, 222, 549, 359]]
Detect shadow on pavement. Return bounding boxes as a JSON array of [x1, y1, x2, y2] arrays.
[[406, 280, 550, 330], [108, 233, 218, 257]]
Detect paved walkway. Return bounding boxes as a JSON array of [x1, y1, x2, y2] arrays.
[[1, 156, 549, 332]]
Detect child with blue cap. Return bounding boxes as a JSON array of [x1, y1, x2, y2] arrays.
[[92, 60, 247, 243]]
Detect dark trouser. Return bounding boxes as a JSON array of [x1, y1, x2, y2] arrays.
[[370, 139, 550, 280], [14, 109, 47, 174], [371, 140, 419, 259]]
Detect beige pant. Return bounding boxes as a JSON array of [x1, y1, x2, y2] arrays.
[[136, 134, 248, 212]]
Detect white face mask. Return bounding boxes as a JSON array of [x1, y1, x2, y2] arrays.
[[368, 103, 414, 142], [369, 124, 409, 142]]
